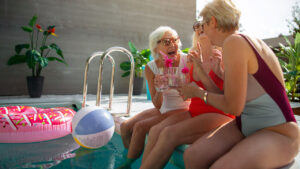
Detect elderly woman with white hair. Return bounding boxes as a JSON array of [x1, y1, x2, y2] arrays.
[[119, 26, 190, 167]]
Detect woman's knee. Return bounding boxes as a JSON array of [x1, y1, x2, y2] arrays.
[[133, 121, 149, 135], [184, 144, 213, 169], [120, 121, 127, 132], [158, 126, 179, 144], [148, 124, 163, 139], [120, 121, 132, 135]]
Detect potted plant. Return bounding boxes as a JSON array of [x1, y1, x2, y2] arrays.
[[181, 48, 190, 54], [275, 32, 300, 102], [7, 15, 67, 98], [120, 42, 151, 95]]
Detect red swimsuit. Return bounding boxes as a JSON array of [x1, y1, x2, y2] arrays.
[[188, 65, 235, 119]]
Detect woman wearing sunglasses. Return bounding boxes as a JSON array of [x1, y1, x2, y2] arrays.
[[119, 26, 191, 168], [139, 23, 235, 169], [181, 0, 300, 168]]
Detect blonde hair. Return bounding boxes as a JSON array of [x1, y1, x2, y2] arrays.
[[200, 0, 241, 32], [149, 26, 182, 59]]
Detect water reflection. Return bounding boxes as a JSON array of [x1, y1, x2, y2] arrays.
[[0, 134, 79, 169]]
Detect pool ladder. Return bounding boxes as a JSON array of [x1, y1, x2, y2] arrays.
[[82, 47, 135, 117]]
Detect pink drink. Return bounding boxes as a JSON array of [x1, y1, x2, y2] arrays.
[[156, 68, 168, 92]]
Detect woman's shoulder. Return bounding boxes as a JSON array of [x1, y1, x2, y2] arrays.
[[147, 59, 155, 65], [147, 59, 159, 74], [147, 59, 157, 69], [225, 33, 262, 46], [223, 33, 255, 52], [224, 34, 246, 45]]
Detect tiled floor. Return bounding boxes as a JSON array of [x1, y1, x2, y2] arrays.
[[0, 94, 300, 168]]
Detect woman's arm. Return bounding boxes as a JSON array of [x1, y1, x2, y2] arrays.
[[145, 65, 163, 109], [180, 35, 249, 116], [190, 43, 223, 93], [210, 49, 224, 80]]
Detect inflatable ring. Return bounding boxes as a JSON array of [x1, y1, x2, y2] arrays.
[[0, 106, 76, 143]]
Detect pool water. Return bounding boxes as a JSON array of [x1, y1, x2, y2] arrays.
[[0, 133, 181, 169]]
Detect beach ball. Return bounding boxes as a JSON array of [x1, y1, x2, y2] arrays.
[[72, 106, 115, 149]]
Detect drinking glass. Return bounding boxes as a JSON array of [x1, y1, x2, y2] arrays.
[[155, 68, 168, 92], [168, 67, 190, 88], [167, 67, 181, 88], [179, 72, 190, 86]]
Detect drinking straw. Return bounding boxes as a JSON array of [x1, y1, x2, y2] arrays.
[[159, 51, 173, 68], [181, 57, 189, 74], [160, 51, 176, 86]]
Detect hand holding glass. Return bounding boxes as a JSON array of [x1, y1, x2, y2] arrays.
[[168, 67, 190, 88], [155, 68, 168, 92]]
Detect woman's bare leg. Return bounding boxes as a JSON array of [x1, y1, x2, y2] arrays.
[[140, 113, 233, 169], [141, 110, 191, 163], [184, 120, 244, 169], [120, 108, 159, 149], [127, 109, 182, 159], [211, 123, 300, 169]]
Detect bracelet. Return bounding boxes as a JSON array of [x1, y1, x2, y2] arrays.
[[203, 91, 208, 104]]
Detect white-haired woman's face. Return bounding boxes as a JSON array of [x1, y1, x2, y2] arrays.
[[154, 31, 179, 60]]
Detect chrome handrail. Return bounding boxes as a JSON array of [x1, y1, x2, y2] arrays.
[[82, 51, 115, 109], [82, 47, 135, 117], [96, 47, 135, 117]]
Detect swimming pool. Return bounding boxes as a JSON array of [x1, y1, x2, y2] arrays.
[[0, 133, 182, 169], [0, 100, 182, 169]]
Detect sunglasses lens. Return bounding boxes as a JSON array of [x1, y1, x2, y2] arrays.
[[158, 38, 179, 46], [163, 40, 171, 46], [193, 21, 201, 31]]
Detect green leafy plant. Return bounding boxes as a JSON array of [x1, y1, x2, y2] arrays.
[[7, 15, 66, 77], [120, 42, 151, 77], [182, 48, 190, 54], [276, 32, 300, 101]]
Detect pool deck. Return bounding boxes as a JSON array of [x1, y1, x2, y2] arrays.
[[1, 94, 300, 168]]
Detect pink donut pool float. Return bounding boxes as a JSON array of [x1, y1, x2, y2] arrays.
[[0, 105, 76, 143]]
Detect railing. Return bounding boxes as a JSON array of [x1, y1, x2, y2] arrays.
[[82, 47, 135, 117]]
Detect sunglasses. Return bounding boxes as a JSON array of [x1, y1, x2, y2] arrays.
[[157, 37, 180, 46], [193, 21, 204, 31]]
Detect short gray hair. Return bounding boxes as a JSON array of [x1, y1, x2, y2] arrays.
[[149, 26, 182, 59], [200, 0, 240, 32]]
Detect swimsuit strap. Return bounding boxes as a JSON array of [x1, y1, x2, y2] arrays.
[[239, 34, 295, 122]]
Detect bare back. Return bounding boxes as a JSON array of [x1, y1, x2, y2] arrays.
[[245, 35, 284, 86]]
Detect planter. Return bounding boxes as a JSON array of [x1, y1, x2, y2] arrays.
[[293, 107, 300, 116], [133, 76, 144, 95], [291, 101, 300, 116], [27, 76, 44, 98]]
